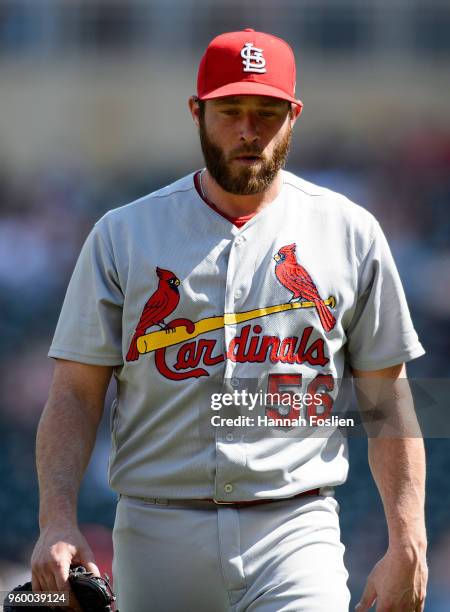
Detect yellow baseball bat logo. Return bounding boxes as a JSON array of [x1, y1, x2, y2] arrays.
[[136, 296, 336, 355]]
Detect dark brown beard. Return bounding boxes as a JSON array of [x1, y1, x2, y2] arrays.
[[199, 117, 292, 195]]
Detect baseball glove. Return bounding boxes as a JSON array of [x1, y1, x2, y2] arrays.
[[3, 565, 118, 612]]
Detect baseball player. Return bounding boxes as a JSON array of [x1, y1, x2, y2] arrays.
[[31, 29, 428, 611]]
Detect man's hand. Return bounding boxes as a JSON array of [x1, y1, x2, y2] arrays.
[[356, 541, 428, 611], [31, 522, 100, 600], [31, 359, 111, 609], [352, 363, 427, 611]]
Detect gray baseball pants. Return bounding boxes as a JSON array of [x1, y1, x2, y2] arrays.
[[112, 492, 350, 611]]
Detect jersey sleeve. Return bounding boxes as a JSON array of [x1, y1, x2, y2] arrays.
[[48, 221, 124, 366], [345, 220, 425, 371]]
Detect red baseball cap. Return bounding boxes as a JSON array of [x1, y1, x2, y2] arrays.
[[197, 28, 303, 108]]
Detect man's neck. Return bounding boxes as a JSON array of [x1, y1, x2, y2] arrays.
[[201, 169, 283, 218]]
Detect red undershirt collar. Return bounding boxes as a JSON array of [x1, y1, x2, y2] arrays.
[[193, 170, 257, 229]]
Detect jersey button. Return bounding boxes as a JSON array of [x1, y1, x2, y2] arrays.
[[226, 433, 234, 442], [234, 236, 244, 246], [224, 483, 233, 493], [234, 289, 242, 299], [231, 377, 240, 387]]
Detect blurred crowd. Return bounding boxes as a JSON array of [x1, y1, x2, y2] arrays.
[[0, 127, 449, 608]]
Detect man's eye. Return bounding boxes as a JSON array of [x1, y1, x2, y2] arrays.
[[259, 111, 276, 117], [222, 109, 239, 116]]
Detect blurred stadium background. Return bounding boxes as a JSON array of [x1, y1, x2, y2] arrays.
[[0, 0, 449, 609]]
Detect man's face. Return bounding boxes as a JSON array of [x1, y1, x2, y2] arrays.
[[196, 95, 298, 195]]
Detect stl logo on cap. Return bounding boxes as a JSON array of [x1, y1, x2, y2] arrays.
[[241, 42, 267, 74]]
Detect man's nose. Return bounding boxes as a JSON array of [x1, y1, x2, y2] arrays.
[[239, 113, 259, 142]]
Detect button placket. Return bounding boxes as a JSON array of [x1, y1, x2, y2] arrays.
[[222, 233, 247, 378], [214, 232, 248, 500]]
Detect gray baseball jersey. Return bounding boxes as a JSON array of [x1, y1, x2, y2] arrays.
[[48, 169, 424, 502]]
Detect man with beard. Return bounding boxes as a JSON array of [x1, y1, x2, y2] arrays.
[[31, 29, 427, 611]]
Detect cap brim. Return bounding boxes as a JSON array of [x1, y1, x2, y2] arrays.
[[199, 81, 303, 107]]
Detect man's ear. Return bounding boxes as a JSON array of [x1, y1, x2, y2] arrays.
[[289, 102, 303, 125], [189, 95, 201, 127]]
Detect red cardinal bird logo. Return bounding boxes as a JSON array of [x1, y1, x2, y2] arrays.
[[274, 243, 336, 332], [126, 267, 181, 362]]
